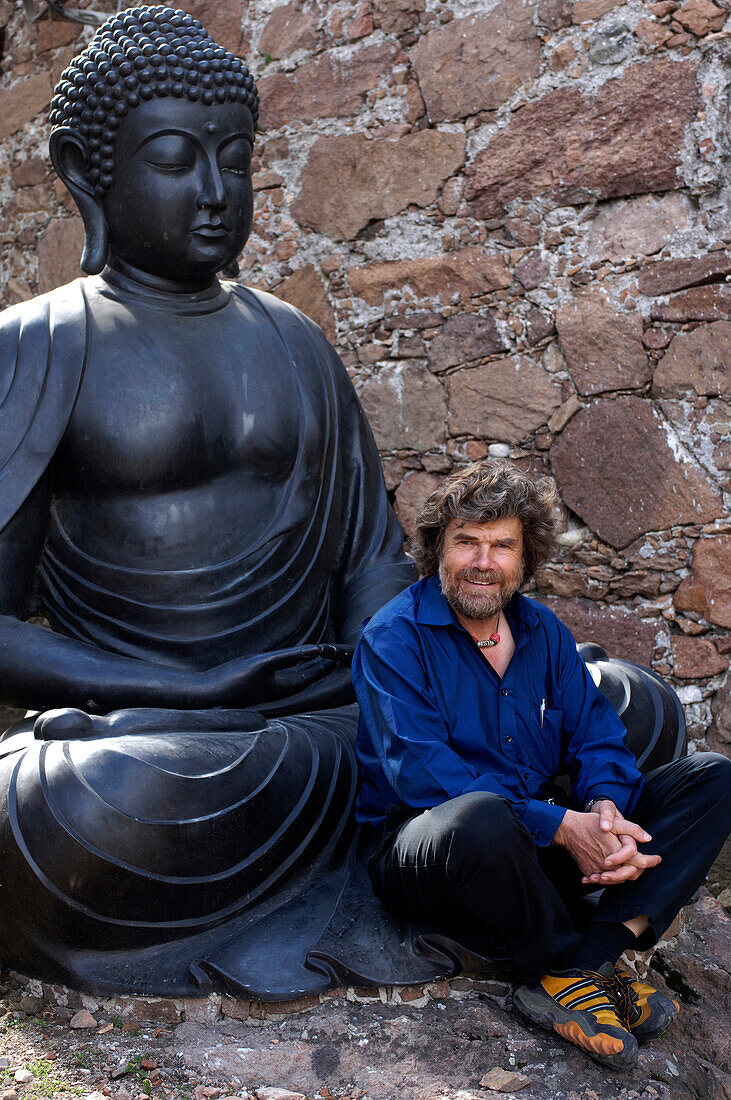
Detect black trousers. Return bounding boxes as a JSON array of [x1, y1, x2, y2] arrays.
[[365, 753, 731, 983]]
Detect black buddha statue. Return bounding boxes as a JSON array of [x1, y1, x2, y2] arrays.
[[0, 6, 684, 999]]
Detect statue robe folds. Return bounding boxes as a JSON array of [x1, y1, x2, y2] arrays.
[[0, 278, 457, 999]]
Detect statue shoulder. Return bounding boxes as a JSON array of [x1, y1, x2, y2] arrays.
[[230, 283, 334, 351], [0, 279, 89, 529], [0, 278, 88, 366]]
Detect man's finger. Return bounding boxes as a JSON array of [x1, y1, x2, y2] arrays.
[[610, 817, 652, 845], [632, 852, 662, 870], [603, 835, 638, 867], [598, 801, 616, 832], [582, 865, 643, 885]]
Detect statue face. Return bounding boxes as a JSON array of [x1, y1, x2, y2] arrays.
[[101, 96, 255, 285]]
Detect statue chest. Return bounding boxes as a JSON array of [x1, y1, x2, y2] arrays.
[[57, 303, 320, 494]]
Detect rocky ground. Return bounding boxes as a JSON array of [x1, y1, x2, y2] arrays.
[[0, 869, 728, 1100]]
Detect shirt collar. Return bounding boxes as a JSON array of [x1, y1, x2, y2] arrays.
[[416, 573, 541, 636]]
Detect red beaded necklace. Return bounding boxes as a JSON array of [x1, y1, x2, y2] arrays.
[[470, 610, 501, 649]]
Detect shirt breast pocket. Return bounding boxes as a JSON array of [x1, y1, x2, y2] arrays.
[[532, 705, 563, 778]]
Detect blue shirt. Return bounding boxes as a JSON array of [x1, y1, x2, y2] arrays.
[[352, 575, 644, 846]]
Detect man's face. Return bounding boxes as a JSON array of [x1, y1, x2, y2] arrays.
[[101, 96, 255, 284], [439, 516, 524, 622]]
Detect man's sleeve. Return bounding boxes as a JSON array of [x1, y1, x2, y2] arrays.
[[354, 623, 569, 844], [553, 620, 645, 816]]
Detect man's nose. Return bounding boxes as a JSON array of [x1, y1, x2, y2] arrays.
[[197, 157, 227, 210], [473, 544, 496, 570]]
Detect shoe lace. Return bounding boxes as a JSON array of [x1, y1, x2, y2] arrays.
[[612, 968, 641, 1023], [582, 968, 635, 1026]]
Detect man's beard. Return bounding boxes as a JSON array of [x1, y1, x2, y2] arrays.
[[438, 562, 524, 622]]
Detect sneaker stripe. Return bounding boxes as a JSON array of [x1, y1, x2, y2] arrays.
[[565, 993, 616, 1012]]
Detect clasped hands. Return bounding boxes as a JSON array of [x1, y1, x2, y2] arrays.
[[554, 799, 661, 886]]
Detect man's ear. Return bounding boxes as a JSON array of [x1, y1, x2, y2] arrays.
[[49, 128, 109, 275]]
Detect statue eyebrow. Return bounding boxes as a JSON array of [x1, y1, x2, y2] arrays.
[[133, 129, 199, 155], [133, 129, 254, 155]]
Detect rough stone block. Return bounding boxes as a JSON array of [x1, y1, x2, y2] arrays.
[[427, 313, 506, 373], [653, 321, 729, 397], [650, 285, 731, 322], [465, 60, 698, 219], [556, 290, 651, 396], [639, 251, 731, 296], [409, 6, 541, 123], [358, 362, 447, 452], [394, 471, 441, 539], [258, 43, 396, 129], [674, 535, 731, 627], [550, 396, 723, 548], [257, 3, 319, 59], [672, 636, 727, 678], [372, 0, 419, 35], [514, 251, 550, 292], [447, 357, 562, 444], [293, 130, 465, 240], [589, 192, 692, 261], [572, 0, 624, 20], [674, 0, 727, 35], [535, 596, 657, 665], [347, 247, 511, 306], [0, 73, 53, 142]]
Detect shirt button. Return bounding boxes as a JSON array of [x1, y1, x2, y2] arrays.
[[505, 735, 513, 743], [501, 689, 509, 697]]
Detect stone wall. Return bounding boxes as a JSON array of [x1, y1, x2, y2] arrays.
[[0, 0, 729, 752]]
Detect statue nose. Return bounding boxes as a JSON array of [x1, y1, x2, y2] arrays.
[[197, 163, 227, 210]]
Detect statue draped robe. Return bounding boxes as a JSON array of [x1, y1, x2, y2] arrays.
[[0, 277, 460, 998]]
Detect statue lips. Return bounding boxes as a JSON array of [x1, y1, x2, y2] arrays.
[[193, 225, 230, 238]]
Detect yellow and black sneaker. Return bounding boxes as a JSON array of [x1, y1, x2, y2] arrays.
[[612, 965, 679, 1043], [513, 963, 638, 1069]]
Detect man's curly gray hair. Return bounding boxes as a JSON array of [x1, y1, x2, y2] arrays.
[[411, 459, 558, 580]]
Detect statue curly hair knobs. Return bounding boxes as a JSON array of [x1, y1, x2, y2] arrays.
[[48, 6, 259, 273]]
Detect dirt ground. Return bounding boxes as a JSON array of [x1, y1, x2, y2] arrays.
[[0, 881, 728, 1100]]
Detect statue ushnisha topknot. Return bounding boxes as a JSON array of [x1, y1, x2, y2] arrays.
[[49, 5, 259, 195]]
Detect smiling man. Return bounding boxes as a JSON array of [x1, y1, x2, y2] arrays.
[[353, 459, 731, 1070]]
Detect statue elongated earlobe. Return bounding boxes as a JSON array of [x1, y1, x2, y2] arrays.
[[49, 128, 109, 276]]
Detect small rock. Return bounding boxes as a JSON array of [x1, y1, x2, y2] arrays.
[[0, 1060, 8, 1069], [193, 1088, 221, 1100], [256, 1090, 306, 1100], [110, 1062, 129, 1079], [97, 1022, 114, 1035], [17, 995, 43, 1015], [1, 1089, 19, 1100], [13, 1070, 33, 1085], [69, 1008, 97, 1029], [718, 887, 731, 912], [479, 1067, 531, 1092]]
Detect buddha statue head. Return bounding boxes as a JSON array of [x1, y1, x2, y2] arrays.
[[48, 5, 259, 287]]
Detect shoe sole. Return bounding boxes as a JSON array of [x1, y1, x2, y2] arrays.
[[513, 986, 638, 1070]]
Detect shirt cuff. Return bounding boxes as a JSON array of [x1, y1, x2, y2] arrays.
[[520, 799, 567, 847], [581, 781, 639, 818]]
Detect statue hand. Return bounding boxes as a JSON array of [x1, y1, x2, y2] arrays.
[[203, 644, 353, 706]]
